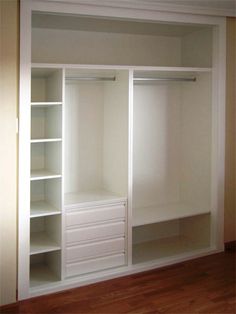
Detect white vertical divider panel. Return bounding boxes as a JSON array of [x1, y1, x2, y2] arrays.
[[61, 67, 65, 280], [128, 70, 134, 265], [18, 0, 31, 300], [210, 21, 226, 250]]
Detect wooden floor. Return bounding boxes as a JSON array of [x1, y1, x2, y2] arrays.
[[1, 251, 236, 314]]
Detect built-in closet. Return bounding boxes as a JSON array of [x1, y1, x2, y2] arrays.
[[19, 1, 225, 300]]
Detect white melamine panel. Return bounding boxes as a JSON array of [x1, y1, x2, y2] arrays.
[[133, 83, 182, 209], [133, 72, 212, 220], [64, 190, 126, 208], [132, 214, 211, 264], [30, 215, 61, 254], [31, 142, 62, 178], [31, 105, 62, 140], [180, 73, 212, 210], [30, 251, 61, 288], [31, 68, 63, 102], [32, 28, 182, 66], [30, 170, 61, 181], [30, 201, 61, 218], [66, 204, 126, 227], [64, 81, 104, 193], [133, 220, 180, 245], [132, 235, 209, 264], [30, 232, 61, 255], [64, 69, 129, 201], [31, 179, 61, 215], [133, 203, 210, 227], [66, 222, 125, 244], [182, 28, 213, 67], [66, 237, 125, 262], [66, 253, 126, 278], [103, 71, 129, 196]]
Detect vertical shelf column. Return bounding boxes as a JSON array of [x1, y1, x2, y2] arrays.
[[30, 68, 64, 288]]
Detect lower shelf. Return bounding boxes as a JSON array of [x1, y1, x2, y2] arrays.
[[30, 232, 61, 255], [30, 264, 60, 288], [30, 251, 61, 288], [132, 235, 210, 265]]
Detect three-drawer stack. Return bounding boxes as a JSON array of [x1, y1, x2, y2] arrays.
[[65, 200, 127, 277]]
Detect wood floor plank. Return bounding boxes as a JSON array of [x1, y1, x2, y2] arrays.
[[1, 251, 235, 314]]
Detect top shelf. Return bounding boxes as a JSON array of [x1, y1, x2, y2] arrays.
[[32, 63, 212, 73], [133, 203, 211, 227]]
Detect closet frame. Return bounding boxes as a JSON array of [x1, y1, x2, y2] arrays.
[[19, 0, 226, 300]]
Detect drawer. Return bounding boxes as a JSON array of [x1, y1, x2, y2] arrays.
[[66, 237, 125, 262], [66, 221, 125, 244], [66, 253, 126, 277], [66, 204, 126, 227]]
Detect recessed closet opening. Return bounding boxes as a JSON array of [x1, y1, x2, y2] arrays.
[[132, 70, 213, 263], [31, 13, 213, 67], [64, 69, 129, 206]]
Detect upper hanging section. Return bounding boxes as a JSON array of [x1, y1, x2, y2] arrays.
[[31, 13, 213, 68]]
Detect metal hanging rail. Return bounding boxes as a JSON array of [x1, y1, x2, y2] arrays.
[[66, 76, 116, 82], [133, 77, 196, 82]]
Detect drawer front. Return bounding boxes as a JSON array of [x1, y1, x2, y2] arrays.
[[66, 254, 126, 277], [66, 204, 126, 227], [66, 221, 125, 244], [66, 237, 125, 262]]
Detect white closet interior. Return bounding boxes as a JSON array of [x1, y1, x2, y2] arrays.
[[64, 69, 129, 205], [31, 14, 213, 68], [18, 6, 225, 298], [132, 70, 212, 263]]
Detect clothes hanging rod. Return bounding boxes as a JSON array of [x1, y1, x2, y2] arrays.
[[66, 76, 116, 81], [134, 77, 196, 82]]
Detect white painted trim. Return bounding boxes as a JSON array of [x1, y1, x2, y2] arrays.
[[32, 0, 236, 17], [18, 0, 31, 300], [128, 69, 134, 266], [30, 0, 225, 25]]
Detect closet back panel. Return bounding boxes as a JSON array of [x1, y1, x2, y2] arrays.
[[65, 82, 104, 193], [133, 73, 212, 211], [32, 29, 182, 66], [64, 70, 129, 196]]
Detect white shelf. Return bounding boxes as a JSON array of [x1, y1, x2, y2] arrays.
[[30, 232, 61, 255], [30, 170, 61, 181], [30, 264, 60, 288], [132, 235, 210, 264], [31, 138, 62, 143], [133, 203, 211, 227], [31, 102, 62, 107], [30, 201, 61, 218], [32, 63, 212, 73], [64, 189, 127, 208]]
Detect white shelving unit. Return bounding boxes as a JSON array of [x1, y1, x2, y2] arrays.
[[30, 201, 61, 218], [18, 1, 225, 300], [30, 232, 61, 255], [29, 67, 63, 290]]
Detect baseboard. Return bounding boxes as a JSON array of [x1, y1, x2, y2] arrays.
[[225, 241, 236, 251]]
